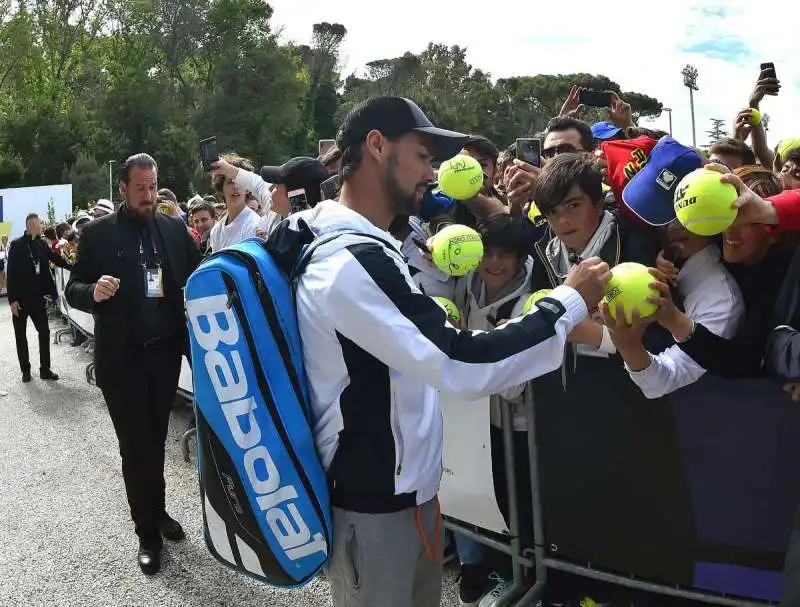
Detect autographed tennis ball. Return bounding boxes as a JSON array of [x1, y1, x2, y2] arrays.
[[749, 108, 762, 125], [438, 154, 484, 200], [603, 262, 660, 324], [431, 224, 484, 277], [432, 297, 461, 322], [673, 168, 737, 236], [521, 289, 552, 315]]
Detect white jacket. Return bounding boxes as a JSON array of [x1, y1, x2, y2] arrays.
[[455, 259, 534, 431], [400, 217, 455, 300], [627, 245, 744, 398], [276, 200, 588, 511]]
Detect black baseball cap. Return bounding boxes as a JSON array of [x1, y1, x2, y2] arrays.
[[260, 157, 329, 190], [336, 96, 469, 162]]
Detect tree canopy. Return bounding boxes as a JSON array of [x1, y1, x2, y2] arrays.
[[0, 2, 664, 208]]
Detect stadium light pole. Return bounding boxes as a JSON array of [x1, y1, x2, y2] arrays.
[[108, 160, 116, 203], [663, 107, 673, 136], [681, 65, 699, 147]]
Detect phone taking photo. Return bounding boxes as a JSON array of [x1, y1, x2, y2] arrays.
[[515, 138, 541, 167], [288, 188, 308, 214], [579, 89, 613, 108], [760, 62, 779, 94], [200, 136, 219, 172], [321, 174, 341, 201]]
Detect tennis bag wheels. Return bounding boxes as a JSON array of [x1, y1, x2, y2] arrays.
[[185, 237, 332, 587]]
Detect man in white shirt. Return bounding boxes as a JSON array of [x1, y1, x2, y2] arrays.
[[208, 154, 279, 252], [605, 220, 744, 398]]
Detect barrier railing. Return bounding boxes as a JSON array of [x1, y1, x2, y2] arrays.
[[51, 266, 794, 605]]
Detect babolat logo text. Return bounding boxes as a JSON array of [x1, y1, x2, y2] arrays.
[[187, 294, 327, 563]]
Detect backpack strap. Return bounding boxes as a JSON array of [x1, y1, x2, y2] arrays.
[[497, 296, 522, 322], [290, 229, 396, 282]]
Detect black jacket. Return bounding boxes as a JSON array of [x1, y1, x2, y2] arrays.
[[7, 233, 72, 305], [765, 250, 800, 381], [679, 245, 794, 379], [65, 208, 201, 385], [528, 213, 696, 584]]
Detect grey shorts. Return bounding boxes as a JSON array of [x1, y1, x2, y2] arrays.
[[327, 498, 444, 607]]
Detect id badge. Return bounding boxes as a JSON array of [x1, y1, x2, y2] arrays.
[[144, 266, 164, 298], [34, 261, 41, 275]]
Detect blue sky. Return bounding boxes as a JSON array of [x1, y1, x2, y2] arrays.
[[271, 0, 800, 149]]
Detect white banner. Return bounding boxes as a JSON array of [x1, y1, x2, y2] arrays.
[[439, 392, 509, 535]]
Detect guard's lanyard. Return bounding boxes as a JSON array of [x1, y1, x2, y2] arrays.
[[28, 239, 40, 275], [138, 230, 162, 268], [139, 229, 164, 299]]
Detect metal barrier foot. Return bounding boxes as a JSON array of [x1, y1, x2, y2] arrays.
[[53, 327, 71, 345], [181, 427, 196, 463]]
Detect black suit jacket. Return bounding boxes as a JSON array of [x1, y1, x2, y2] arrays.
[[7, 233, 72, 305], [65, 210, 201, 385]]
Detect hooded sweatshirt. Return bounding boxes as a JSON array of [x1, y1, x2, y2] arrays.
[[454, 258, 534, 431], [265, 200, 588, 513], [401, 216, 455, 299]]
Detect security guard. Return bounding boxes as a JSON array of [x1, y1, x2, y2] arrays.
[[7, 213, 72, 382], [66, 153, 201, 575]]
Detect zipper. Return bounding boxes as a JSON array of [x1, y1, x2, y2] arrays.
[[223, 250, 308, 418], [220, 273, 330, 577], [389, 386, 405, 476]]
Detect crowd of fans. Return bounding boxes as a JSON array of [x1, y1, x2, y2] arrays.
[[10, 64, 800, 607]]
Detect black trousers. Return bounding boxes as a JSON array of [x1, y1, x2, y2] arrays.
[[100, 335, 183, 548], [12, 298, 50, 374]]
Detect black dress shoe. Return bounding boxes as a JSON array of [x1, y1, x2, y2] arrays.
[[137, 545, 161, 575], [40, 369, 59, 381], [22, 372, 31, 383], [159, 514, 185, 541]]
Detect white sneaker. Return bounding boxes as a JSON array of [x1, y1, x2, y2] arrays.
[[478, 572, 512, 607]]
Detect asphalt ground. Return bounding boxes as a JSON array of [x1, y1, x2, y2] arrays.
[[0, 307, 463, 606]]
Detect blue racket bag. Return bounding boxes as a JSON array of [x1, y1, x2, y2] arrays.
[[185, 237, 332, 587]]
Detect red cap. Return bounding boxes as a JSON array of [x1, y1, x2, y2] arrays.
[[602, 136, 658, 202]]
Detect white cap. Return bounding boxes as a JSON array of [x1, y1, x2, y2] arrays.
[[93, 199, 114, 215]]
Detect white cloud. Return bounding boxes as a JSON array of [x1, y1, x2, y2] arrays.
[[270, 0, 800, 152]]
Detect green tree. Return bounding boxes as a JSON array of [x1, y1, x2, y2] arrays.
[[66, 152, 107, 208]]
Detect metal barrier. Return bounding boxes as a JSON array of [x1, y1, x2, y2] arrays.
[[441, 382, 782, 606]]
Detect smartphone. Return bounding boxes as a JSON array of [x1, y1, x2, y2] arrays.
[[319, 139, 336, 157], [321, 174, 341, 201], [579, 89, 613, 108], [288, 188, 308, 214], [515, 138, 541, 167], [760, 62, 779, 94], [200, 136, 219, 172]]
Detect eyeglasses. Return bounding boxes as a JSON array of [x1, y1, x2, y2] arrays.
[[541, 144, 580, 159]]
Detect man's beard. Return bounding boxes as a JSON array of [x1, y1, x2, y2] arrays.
[[384, 152, 422, 217]]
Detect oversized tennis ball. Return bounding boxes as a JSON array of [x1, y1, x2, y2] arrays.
[[749, 108, 761, 125], [673, 168, 737, 236], [521, 289, 552, 315], [438, 154, 483, 200], [431, 224, 484, 277], [603, 262, 660, 324], [432, 297, 461, 322]]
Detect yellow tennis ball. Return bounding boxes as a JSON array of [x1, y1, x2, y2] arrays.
[[749, 108, 762, 125], [673, 168, 738, 236], [438, 154, 483, 200], [432, 297, 461, 322], [431, 224, 484, 277], [603, 262, 660, 324], [521, 289, 552, 315]]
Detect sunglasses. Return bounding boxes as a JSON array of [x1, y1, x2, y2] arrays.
[[541, 144, 580, 159]]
